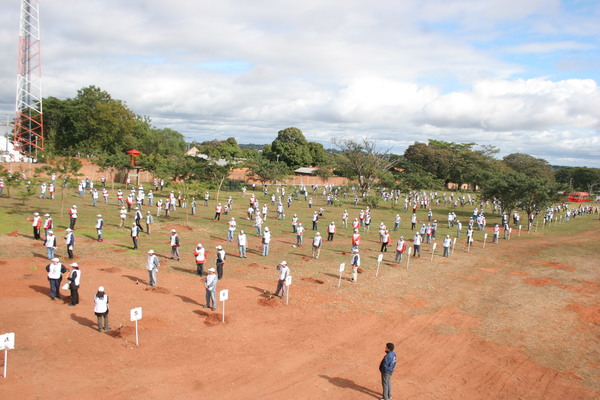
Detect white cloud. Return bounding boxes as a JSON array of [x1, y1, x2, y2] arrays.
[[0, 0, 598, 167]]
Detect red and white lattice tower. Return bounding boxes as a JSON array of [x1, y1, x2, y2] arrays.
[[14, 0, 43, 157]]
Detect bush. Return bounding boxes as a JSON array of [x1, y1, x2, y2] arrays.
[[363, 195, 380, 209]]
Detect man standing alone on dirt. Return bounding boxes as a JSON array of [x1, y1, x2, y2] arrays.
[[146, 249, 159, 287], [379, 342, 397, 400], [273, 261, 290, 298]]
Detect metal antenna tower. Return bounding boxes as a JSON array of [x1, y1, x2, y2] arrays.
[[14, 0, 43, 158]]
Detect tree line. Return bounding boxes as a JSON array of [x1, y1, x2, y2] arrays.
[[18, 85, 598, 210]]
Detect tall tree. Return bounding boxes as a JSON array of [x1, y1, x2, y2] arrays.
[[332, 138, 398, 192], [245, 155, 290, 185], [265, 127, 313, 169], [555, 166, 600, 193], [503, 153, 554, 182]]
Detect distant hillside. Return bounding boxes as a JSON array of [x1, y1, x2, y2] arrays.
[[239, 144, 266, 151]]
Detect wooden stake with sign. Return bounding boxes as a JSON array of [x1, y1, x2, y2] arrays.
[[130, 307, 142, 346], [406, 248, 412, 269], [376, 254, 383, 277], [430, 243, 437, 261], [1, 332, 15, 378], [338, 263, 345, 288], [285, 275, 292, 305], [219, 289, 229, 323]]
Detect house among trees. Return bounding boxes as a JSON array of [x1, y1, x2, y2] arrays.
[[294, 167, 320, 176]]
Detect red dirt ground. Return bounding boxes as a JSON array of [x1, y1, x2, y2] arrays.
[[0, 223, 599, 399]]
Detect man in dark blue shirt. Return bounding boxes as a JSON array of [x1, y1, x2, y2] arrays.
[[379, 342, 397, 400]]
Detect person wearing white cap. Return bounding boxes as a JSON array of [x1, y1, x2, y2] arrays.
[[43, 213, 53, 240], [350, 249, 360, 283], [68, 205, 78, 230], [65, 228, 75, 259], [46, 257, 67, 300], [134, 207, 143, 232], [273, 261, 290, 298], [312, 232, 322, 259], [194, 243, 206, 276], [67, 263, 81, 306], [45, 230, 57, 260], [131, 223, 140, 250], [145, 211, 154, 235], [170, 229, 180, 260], [215, 245, 226, 279], [395, 236, 406, 263], [39, 181, 47, 199], [91, 188, 99, 207], [237, 230, 247, 258], [227, 217, 236, 241], [296, 223, 304, 247], [442, 235, 452, 257], [146, 250, 160, 286], [261, 227, 271, 256], [93, 286, 110, 331], [28, 212, 42, 240], [204, 268, 218, 311], [96, 214, 104, 242], [327, 222, 336, 241], [214, 203, 223, 221]]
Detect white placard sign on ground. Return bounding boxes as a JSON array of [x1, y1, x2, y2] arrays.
[[483, 233, 488, 248], [338, 263, 345, 288], [0, 333, 15, 350], [219, 289, 229, 301], [285, 276, 292, 305], [220, 289, 229, 323], [1, 332, 15, 378], [430, 242, 437, 261], [130, 307, 143, 322], [376, 254, 383, 277], [130, 307, 142, 346], [406, 247, 412, 269]]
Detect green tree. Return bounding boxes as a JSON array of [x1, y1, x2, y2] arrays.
[[265, 127, 313, 169], [404, 140, 498, 188], [555, 166, 600, 193], [332, 138, 398, 192], [35, 157, 83, 218], [95, 152, 132, 188], [135, 125, 187, 157], [503, 153, 554, 182], [0, 166, 23, 198], [42, 86, 139, 156], [245, 155, 290, 185]]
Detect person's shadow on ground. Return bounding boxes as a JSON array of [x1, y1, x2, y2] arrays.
[[319, 375, 381, 398]]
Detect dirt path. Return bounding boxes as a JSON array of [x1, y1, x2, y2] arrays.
[[0, 216, 598, 399]]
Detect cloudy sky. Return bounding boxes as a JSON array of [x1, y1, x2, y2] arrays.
[[1, 0, 599, 167]]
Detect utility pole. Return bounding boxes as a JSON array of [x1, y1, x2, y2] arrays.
[[14, 0, 44, 159]]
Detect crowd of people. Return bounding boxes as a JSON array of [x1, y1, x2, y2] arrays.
[[20, 177, 598, 337]]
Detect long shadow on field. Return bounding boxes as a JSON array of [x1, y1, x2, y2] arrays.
[[245, 286, 271, 297], [122, 274, 144, 284], [319, 375, 380, 398], [171, 266, 196, 275], [29, 284, 50, 296], [32, 252, 49, 259], [70, 313, 97, 330], [193, 309, 210, 317], [175, 295, 201, 305]]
